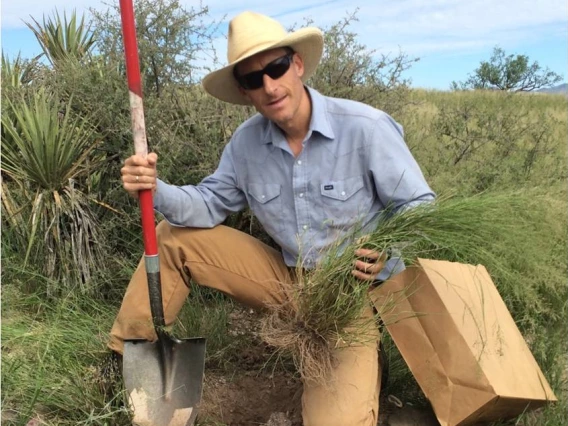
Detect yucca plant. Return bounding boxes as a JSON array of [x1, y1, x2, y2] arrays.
[[26, 10, 96, 68], [1, 89, 107, 295], [1, 53, 41, 89], [260, 191, 567, 383]]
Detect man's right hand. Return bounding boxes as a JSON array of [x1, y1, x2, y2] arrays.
[[121, 153, 158, 199]]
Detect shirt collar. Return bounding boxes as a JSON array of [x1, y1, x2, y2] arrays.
[[261, 86, 335, 144]]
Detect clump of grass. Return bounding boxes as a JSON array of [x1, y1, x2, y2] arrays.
[[1, 284, 132, 425], [260, 189, 567, 384]]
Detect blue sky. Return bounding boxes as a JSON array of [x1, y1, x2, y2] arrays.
[[2, 0, 567, 90]]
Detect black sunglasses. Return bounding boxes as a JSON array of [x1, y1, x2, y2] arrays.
[[234, 52, 295, 90]]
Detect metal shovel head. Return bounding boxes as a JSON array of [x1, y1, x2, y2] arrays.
[[123, 337, 206, 426]]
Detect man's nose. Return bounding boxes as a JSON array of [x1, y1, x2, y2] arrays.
[[263, 74, 278, 95]]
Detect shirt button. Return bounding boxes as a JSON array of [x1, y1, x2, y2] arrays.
[[303, 225, 308, 230], [299, 193, 304, 197], [261, 195, 265, 199], [341, 191, 346, 196], [297, 160, 302, 165]]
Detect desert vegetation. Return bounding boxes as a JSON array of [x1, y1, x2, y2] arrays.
[[1, 2, 566, 425]]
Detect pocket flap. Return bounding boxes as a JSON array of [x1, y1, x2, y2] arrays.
[[248, 183, 281, 204], [320, 175, 365, 201]]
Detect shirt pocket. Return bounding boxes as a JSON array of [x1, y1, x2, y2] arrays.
[[320, 175, 371, 228], [247, 183, 285, 236]]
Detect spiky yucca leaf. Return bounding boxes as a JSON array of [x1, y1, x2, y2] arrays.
[[25, 10, 96, 67], [1, 90, 97, 189], [1, 54, 40, 88], [1, 89, 106, 294]]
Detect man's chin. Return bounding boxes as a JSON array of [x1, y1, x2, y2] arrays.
[[264, 110, 291, 124], [266, 111, 291, 127]]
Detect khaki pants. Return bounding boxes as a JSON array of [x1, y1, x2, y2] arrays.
[[109, 222, 381, 426]]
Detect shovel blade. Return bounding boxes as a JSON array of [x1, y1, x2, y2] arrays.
[[123, 337, 206, 426]]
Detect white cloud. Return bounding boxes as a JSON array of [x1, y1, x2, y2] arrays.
[[2, 0, 566, 59]]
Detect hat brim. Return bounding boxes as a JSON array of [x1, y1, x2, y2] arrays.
[[202, 28, 323, 105]]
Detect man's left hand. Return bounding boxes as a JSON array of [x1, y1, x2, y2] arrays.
[[352, 248, 387, 282]]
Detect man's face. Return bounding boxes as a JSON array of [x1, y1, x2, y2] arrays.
[[235, 48, 306, 126]]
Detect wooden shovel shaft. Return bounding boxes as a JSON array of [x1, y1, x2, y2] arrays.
[[119, 0, 173, 395], [118, 0, 158, 258], [119, 0, 165, 328], [119, 4, 206, 419]]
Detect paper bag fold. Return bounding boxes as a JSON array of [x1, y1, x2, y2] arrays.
[[370, 258, 556, 426]]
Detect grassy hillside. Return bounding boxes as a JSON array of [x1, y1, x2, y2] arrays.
[[1, 5, 566, 424], [2, 88, 566, 426]]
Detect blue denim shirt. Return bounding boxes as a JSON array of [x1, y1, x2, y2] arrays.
[[154, 87, 435, 276]]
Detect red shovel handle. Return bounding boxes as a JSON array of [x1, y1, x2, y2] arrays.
[[119, 0, 158, 256]]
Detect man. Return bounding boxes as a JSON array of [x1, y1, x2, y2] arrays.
[[110, 11, 434, 426]]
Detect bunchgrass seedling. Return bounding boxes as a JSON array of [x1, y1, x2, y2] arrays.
[[260, 190, 566, 384]]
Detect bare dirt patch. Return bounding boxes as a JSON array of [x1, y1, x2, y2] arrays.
[[199, 371, 302, 425], [199, 373, 438, 426], [196, 307, 440, 426]]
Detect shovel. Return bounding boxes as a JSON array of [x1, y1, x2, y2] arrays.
[[118, 0, 206, 424]]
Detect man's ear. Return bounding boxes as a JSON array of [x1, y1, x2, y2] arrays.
[[293, 53, 305, 78]]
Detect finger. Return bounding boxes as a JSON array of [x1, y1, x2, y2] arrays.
[[122, 174, 155, 186], [355, 248, 379, 261], [356, 258, 386, 276], [124, 154, 151, 167], [354, 259, 378, 273], [133, 165, 157, 178], [147, 152, 158, 166], [125, 153, 158, 169], [351, 269, 375, 282], [355, 248, 387, 263], [123, 182, 156, 194], [122, 171, 155, 187], [121, 165, 157, 180]]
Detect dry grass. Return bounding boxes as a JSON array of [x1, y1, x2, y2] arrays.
[[260, 190, 567, 385]]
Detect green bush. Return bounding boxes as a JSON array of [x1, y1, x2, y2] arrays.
[[1, 3, 566, 424]]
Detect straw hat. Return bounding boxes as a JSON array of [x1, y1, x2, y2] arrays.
[[202, 11, 323, 105]]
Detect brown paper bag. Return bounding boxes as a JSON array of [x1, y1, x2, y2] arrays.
[[370, 258, 557, 426]]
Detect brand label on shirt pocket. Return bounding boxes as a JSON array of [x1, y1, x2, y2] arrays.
[[320, 175, 364, 201], [320, 175, 370, 227]]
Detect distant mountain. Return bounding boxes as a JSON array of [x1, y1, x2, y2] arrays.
[[537, 83, 568, 94]]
